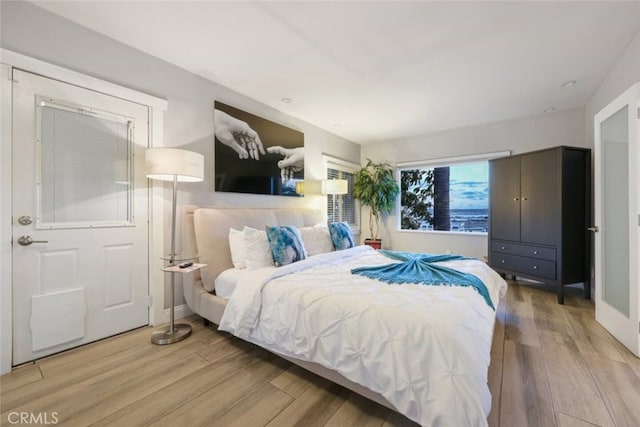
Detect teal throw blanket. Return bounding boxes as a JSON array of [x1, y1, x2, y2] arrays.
[[351, 250, 494, 310]]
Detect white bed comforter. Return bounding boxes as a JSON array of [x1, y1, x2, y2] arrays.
[[219, 246, 507, 426]]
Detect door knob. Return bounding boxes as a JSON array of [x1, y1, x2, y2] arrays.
[[17, 235, 48, 246], [587, 226, 599, 233]]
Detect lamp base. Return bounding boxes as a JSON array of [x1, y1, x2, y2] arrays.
[[150, 323, 192, 345]]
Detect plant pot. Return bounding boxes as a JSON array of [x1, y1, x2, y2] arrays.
[[364, 239, 382, 250]]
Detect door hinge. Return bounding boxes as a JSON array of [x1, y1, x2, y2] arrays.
[[146, 295, 153, 307], [637, 107, 640, 119]]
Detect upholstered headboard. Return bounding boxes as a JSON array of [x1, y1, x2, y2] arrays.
[[183, 206, 323, 291]]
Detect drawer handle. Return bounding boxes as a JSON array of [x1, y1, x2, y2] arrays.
[[533, 250, 539, 255], [533, 265, 538, 270], [501, 260, 505, 263], [501, 246, 506, 250]]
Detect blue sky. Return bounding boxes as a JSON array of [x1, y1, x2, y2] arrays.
[[449, 162, 488, 210]]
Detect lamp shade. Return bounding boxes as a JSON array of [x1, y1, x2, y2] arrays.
[[145, 148, 204, 182], [321, 179, 348, 195]]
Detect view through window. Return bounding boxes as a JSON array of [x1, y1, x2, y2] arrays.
[[400, 162, 489, 233]]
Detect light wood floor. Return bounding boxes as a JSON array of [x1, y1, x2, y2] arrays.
[[2, 280, 640, 426]]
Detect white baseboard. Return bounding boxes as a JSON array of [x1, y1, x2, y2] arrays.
[[153, 304, 194, 326]]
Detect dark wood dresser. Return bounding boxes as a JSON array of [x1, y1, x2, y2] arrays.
[[488, 146, 591, 303]]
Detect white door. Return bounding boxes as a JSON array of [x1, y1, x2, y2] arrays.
[[594, 82, 640, 357], [12, 69, 149, 365]]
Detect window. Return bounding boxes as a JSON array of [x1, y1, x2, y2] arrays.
[[38, 98, 133, 228], [325, 156, 359, 229], [398, 151, 509, 234]]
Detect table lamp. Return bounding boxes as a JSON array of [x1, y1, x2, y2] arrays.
[[321, 179, 348, 223]]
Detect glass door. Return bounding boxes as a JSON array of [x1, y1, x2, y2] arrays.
[[594, 82, 639, 356]]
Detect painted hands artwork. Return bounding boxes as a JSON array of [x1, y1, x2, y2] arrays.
[[214, 101, 304, 196], [266, 146, 304, 184], [214, 109, 265, 160]]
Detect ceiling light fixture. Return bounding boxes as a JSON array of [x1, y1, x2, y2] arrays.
[[281, 97, 292, 104], [561, 80, 576, 88], [544, 108, 556, 113]]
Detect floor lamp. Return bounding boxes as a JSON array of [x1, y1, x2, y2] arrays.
[[322, 179, 348, 222], [146, 148, 204, 345]]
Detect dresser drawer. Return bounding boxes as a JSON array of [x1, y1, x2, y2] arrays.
[[490, 252, 556, 280], [490, 241, 556, 261]]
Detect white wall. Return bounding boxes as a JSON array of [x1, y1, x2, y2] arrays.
[[361, 108, 586, 259], [584, 28, 640, 143]]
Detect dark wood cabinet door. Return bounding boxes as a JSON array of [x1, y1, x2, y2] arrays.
[[490, 156, 521, 242], [520, 149, 560, 246], [489, 146, 590, 302]]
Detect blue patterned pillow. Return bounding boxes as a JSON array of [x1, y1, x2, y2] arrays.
[[265, 226, 307, 266], [329, 222, 355, 251]]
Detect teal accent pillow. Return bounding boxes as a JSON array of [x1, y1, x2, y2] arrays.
[[329, 222, 355, 250], [265, 226, 307, 266]]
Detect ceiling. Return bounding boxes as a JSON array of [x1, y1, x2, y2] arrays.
[[31, 1, 640, 145]]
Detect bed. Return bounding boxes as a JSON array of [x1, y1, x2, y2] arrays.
[[180, 206, 507, 426]]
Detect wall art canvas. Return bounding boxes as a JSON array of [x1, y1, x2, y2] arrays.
[[214, 101, 304, 196]]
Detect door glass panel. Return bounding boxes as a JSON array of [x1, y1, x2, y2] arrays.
[[37, 98, 133, 227], [601, 105, 629, 316]]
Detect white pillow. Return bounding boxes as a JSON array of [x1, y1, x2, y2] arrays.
[[228, 228, 246, 269], [299, 223, 334, 256], [243, 226, 275, 269]]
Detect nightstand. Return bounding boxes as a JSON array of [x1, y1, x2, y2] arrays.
[[151, 260, 206, 345]]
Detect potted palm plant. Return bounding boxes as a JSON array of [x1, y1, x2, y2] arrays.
[[353, 159, 400, 248]]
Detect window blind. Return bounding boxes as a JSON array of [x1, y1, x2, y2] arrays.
[[327, 167, 356, 226]]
